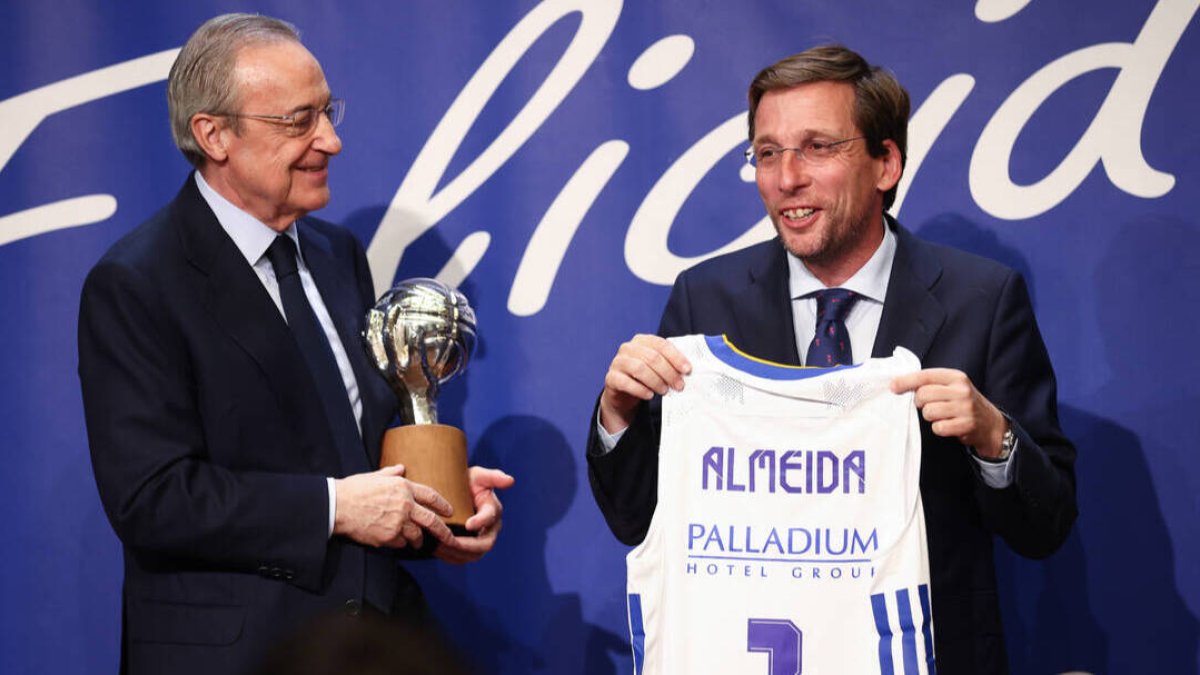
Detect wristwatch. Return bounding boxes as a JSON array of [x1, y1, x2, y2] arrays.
[[996, 424, 1016, 461], [976, 421, 1016, 464]]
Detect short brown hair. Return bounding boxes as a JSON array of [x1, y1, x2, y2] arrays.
[[167, 14, 301, 168], [748, 45, 910, 210]]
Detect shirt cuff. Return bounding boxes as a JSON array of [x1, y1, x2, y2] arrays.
[[595, 409, 627, 454], [971, 440, 1017, 489], [326, 477, 337, 538]]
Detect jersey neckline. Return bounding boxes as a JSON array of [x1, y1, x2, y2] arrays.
[[704, 334, 862, 381]]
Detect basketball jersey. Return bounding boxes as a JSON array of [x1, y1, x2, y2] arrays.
[[626, 335, 935, 675]]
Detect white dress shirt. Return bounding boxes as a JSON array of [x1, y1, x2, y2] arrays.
[[787, 222, 896, 364]]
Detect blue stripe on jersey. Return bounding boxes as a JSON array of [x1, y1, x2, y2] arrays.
[[871, 593, 895, 675], [896, 588, 920, 675], [919, 584, 937, 673], [628, 593, 646, 675], [705, 335, 861, 380]]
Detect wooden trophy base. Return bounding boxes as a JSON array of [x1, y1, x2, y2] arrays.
[[379, 424, 474, 536]]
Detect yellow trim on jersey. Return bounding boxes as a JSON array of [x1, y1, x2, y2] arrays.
[[720, 334, 822, 369]]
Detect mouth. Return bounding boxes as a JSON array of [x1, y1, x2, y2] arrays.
[[294, 163, 329, 184], [779, 206, 820, 229], [782, 207, 816, 220]]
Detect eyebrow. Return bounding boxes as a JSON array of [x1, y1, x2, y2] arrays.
[[753, 130, 850, 145], [285, 94, 333, 115]]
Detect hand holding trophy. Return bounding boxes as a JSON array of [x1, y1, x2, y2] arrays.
[[363, 278, 477, 535]]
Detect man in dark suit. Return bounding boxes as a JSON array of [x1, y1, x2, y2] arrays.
[[78, 14, 512, 674], [587, 46, 1076, 673]]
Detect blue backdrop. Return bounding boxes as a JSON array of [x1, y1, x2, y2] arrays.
[[2, 1, 1197, 672]]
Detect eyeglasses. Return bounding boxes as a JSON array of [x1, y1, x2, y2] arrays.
[[744, 136, 865, 169], [223, 98, 346, 136]]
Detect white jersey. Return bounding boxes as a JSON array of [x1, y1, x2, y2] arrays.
[[626, 335, 935, 675]]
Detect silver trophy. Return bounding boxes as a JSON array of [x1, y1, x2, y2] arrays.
[[364, 278, 477, 424], [364, 278, 478, 531]]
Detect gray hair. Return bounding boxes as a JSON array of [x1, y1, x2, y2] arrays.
[[167, 13, 301, 168]]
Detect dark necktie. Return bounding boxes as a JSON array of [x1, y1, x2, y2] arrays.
[[805, 288, 859, 367], [265, 235, 365, 473]]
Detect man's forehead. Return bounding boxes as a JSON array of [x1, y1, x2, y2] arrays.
[[233, 39, 310, 67], [754, 81, 856, 138], [231, 41, 329, 102]]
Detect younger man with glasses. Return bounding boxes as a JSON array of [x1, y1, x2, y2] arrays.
[[587, 45, 1076, 674], [79, 14, 512, 674]]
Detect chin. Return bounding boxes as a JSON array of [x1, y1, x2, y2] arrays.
[[296, 193, 331, 214], [776, 230, 821, 260]]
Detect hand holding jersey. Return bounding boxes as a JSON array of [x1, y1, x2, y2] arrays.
[[891, 369, 1011, 460], [599, 334, 692, 434]]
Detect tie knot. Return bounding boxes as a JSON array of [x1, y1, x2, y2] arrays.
[[266, 235, 299, 280], [813, 288, 858, 322]]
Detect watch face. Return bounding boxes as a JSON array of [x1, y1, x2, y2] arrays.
[[1000, 428, 1016, 459]]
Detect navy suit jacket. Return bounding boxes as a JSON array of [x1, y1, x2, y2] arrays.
[[587, 220, 1077, 674], [79, 177, 424, 675]]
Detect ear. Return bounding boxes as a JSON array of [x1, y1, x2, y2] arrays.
[[875, 139, 902, 193], [190, 113, 230, 163]]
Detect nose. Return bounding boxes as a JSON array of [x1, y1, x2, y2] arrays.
[[776, 148, 810, 192], [312, 110, 342, 156]]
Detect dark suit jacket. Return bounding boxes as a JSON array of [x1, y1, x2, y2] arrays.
[[78, 177, 424, 675], [587, 220, 1077, 674]]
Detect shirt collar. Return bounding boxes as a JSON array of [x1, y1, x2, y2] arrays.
[[787, 219, 897, 302], [194, 171, 299, 266]]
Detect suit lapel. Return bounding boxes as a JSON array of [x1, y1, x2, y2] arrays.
[[732, 241, 801, 366], [172, 177, 341, 472], [872, 220, 946, 362]]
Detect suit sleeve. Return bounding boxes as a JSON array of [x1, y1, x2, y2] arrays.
[[972, 271, 1077, 558], [78, 260, 332, 591], [585, 272, 698, 545]]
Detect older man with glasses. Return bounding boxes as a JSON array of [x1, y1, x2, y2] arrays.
[[78, 14, 511, 675]]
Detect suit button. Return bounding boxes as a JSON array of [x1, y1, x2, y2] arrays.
[[344, 599, 361, 617]]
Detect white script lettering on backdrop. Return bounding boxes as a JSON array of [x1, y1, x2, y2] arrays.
[[0, 0, 1192, 310], [0, 49, 179, 246]]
